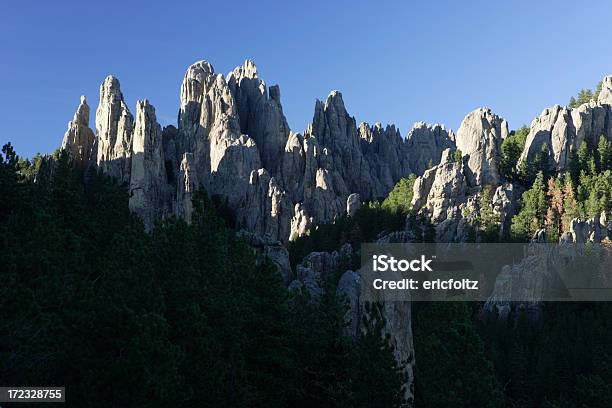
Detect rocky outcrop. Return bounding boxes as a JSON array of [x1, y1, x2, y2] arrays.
[[411, 149, 468, 241], [560, 216, 611, 243], [492, 183, 520, 237], [455, 108, 508, 187], [129, 100, 172, 229], [346, 193, 361, 217], [358, 122, 409, 198], [410, 145, 519, 242], [61, 96, 95, 167], [405, 122, 455, 175], [598, 75, 612, 105], [95, 76, 134, 183], [292, 243, 353, 296], [227, 60, 290, 173], [59, 66, 612, 247], [518, 84, 612, 172]]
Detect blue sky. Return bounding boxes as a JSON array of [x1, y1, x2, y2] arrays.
[[2, 0, 612, 158]]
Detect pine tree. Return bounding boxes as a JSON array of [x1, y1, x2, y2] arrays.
[[561, 174, 579, 232], [500, 126, 529, 181], [348, 302, 408, 408], [382, 174, 417, 214], [511, 171, 547, 240], [597, 136, 612, 172], [454, 149, 463, 164], [477, 187, 500, 242], [545, 177, 564, 240]]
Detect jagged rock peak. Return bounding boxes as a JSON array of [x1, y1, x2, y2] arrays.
[[230, 59, 259, 80], [324, 90, 346, 110], [73, 95, 90, 126], [226, 58, 290, 173], [598, 75, 612, 105], [61, 95, 95, 166], [455, 107, 507, 187], [406, 121, 456, 174], [178, 59, 239, 145], [130, 99, 171, 229], [95, 74, 135, 182], [179, 60, 221, 111]]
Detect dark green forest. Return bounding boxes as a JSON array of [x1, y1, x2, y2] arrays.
[[0, 144, 406, 407]]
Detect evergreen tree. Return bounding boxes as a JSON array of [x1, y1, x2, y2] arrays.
[[382, 174, 417, 214], [413, 303, 508, 407], [477, 187, 500, 242], [348, 303, 408, 408], [597, 136, 612, 172], [454, 149, 463, 164], [511, 171, 548, 240], [500, 125, 529, 181], [561, 174, 580, 232], [545, 177, 564, 240]]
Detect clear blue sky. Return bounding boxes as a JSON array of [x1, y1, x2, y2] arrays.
[[2, 0, 612, 158]]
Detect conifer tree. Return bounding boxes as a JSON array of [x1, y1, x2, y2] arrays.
[[511, 171, 547, 240]]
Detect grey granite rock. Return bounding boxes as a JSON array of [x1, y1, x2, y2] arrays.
[[61, 96, 95, 167], [455, 107, 507, 187], [95, 76, 134, 183]]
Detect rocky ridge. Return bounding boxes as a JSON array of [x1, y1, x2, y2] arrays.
[[518, 75, 612, 172], [60, 59, 454, 239]]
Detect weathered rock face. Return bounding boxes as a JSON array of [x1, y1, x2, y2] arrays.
[[358, 122, 409, 198], [598, 75, 612, 105], [455, 108, 508, 187], [518, 91, 612, 172], [227, 60, 290, 174], [61, 96, 95, 167], [410, 147, 519, 242], [95, 76, 134, 183], [492, 182, 520, 238], [411, 149, 468, 241], [129, 100, 172, 229], [562, 216, 611, 243], [346, 193, 361, 217], [405, 122, 455, 175]]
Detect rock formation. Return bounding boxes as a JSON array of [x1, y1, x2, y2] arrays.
[[61, 96, 95, 167], [95, 76, 134, 183], [129, 100, 172, 229], [456, 108, 508, 187], [598, 75, 612, 105], [410, 106, 517, 243], [518, 79, 612, 172], [59, 59, 464, 244], [346, 193, 361, 217], [405, 122, 455, 175]]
